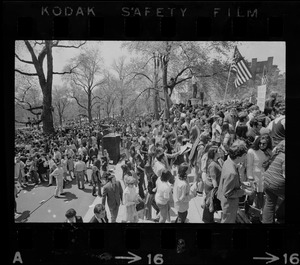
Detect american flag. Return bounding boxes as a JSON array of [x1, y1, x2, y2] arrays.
[[231, 47, 253, 88], [261, 65, 268, 85]]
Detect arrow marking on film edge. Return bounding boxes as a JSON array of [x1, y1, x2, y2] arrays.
[[253, 252, 280, 264], [115, 251, 142, 264]]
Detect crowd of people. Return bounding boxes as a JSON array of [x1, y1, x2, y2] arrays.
[[15, 91, 285, 224]]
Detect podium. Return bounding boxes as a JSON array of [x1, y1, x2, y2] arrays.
[[102, 133, 121, 165]]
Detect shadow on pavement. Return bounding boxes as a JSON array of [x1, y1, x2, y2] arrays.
[[82, 187, 93, 194], [21, 183, 38, 192], [63, 192, 78, 202], [15, 210, 31, 223]]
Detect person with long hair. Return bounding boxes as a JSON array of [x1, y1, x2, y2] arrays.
[[154, 171, 172, 223], [173, 163, 197, 223], [123, 176, 141, 223], [202, 146, 222, 223], [247, 135, 273, 209]]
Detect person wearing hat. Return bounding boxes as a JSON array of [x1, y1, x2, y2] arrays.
[[89, 203, 108, 223], [65, 208, 83, 223], [123, 176, 141, 223], [102, 174, 123, 223], [217, 140, 254, 223], [50, 159, 66, 198]]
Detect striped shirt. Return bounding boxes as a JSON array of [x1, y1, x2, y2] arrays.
[[263, 152, 285, 188]]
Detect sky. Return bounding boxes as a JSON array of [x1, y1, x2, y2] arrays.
[[17, 41, 285, 86]]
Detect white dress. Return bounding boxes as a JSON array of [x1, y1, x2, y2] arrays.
[[246, 149, 268, 192], [123, 186, 139, 222]]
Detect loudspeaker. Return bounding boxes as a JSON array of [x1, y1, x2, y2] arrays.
[[102, 133, 120, 165]]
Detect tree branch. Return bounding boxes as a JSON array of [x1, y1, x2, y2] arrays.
[[173, 66, 191, 83], [52, 41, 87, 49], [126, 87, 151, 109], [91, 101, 102, 108], [15, 53, 34, 64], [130, 72, 153, 83], [91, 95, 105, 103], [72, 78, 88, 95], [71, 95, 88, 111], [15, 69, 38, 76]]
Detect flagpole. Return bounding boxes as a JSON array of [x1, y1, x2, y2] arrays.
[[223, 46, 237, 102], [223, 64, 232, 102]]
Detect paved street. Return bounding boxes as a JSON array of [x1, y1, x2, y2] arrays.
[[15, 160, 221, 223]]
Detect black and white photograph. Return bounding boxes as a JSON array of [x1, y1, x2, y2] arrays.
[[14, 41, 285, 224]]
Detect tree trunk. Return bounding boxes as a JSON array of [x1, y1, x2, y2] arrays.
[[43, 41, 55, 134], [42, 84, 55, 134], [59, 112, 63, 127], [120, 97, 124, 118], [162, 64, 170, 120], [153, 61, 159, 120], [88, 90, 92, 123]]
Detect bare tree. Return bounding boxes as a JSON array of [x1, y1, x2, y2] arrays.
[[15, 40, 86, 134], [52, 85, 71, 127], [65, 48, 105, 123]]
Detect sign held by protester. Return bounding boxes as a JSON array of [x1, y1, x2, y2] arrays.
[[257, 85, 266, 112]]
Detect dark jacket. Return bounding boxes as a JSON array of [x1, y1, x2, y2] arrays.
[[89, 215, 109, 223]]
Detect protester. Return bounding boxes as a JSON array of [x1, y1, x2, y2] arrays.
[[123, 176, 141, 223], [154, 171, 172, 223], [89, 203, 108, 223], [144, 164, 160, 221], [247, 135, 272, 209], [74, 155, 86, 190], [65, 208, 83, 223], [50, 159, 65, 198], [102, 174, 123, 223], [202, 146, 222, 223], [15, 93, 285, 224], [262, 140, 285, 223], [173, 163, 197, 223], [217, 140, 254, 223], [91, 165, 102, 197]]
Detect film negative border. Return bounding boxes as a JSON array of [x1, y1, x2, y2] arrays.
[[4, 2, 292, 40], [4, 1, 300, 265], [10, 225, 300, 264]]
